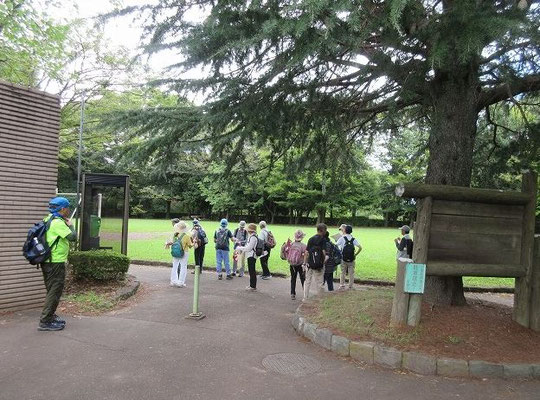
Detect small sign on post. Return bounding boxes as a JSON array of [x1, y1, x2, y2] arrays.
[[404, 263, 426, 294]]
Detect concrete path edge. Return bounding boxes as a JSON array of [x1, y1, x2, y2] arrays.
[[292, 304, 540, 380], [112, 274, 140, 302]]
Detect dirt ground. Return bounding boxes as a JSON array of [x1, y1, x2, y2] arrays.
[[303, 289, 540, 364], [59, 274, 146, 316]]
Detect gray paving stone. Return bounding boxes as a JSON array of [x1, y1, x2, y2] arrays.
[[303, 322, 317, 341], [402, 352, 436, 375], [531, 364, 540, 378], [298, 316, 305, 334], [292, 313, 300, 331], [331, 335, 350, 357], [503, 364, 533, 379], [469, 360, 504, 378], [437, 358, 469, 378], [374, 346, 402, 369], [314, 328, 333, 350], [350, 341, 374, 364]]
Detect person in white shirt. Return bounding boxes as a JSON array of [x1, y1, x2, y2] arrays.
[[336, 225, 362, 289], [236, 223, 267, 291], [258, 221, 272, 279]]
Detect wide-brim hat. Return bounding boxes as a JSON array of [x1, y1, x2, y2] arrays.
[[247, 223, 257, 232], [175, 221, 188, 234], [294, 230, 306, 240], [239, 220, 246, 227]]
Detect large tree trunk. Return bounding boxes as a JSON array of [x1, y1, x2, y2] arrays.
[[316, 208, 326, 224], [424, 63, 479, 307], [165, 199, 171, 219]]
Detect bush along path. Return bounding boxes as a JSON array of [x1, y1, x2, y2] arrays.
[[293, 291, 540, 380]]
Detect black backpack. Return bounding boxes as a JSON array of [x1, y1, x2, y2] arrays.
[[253, 235, 265, 257], [307, 243, 324, 270], [22, 217, 60, 267], [342, 237, 356, 262], [405, 238, 414, 259]]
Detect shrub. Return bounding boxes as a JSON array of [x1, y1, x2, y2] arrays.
[[69, 250, 130, 281]]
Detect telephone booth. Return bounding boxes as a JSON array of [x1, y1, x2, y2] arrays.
[[80, 173, 130, 255]]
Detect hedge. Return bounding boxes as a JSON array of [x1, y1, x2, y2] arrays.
[[69, 250, 130, 281]]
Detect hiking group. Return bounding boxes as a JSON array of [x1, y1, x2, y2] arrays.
[[166, 219, 275, 290], [167, 219, 369, 301]]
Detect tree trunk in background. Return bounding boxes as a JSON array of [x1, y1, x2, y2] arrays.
[[165, 200, 171, 219], [288, 208, 293, 224], [423, 63, 479, 307], [316, 208, 326, 224]]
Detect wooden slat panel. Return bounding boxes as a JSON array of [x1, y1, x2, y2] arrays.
[[0, 125, 61, 143], [0, 81, 58, 312], [0, 287, 46, 299], [428, 231, 521, 265], [0, 153, 62, 169], [432, 200, 524, 219], [0, 279, 44, 291], [0, 294, 45, 308], [0, 81, 60, 101], [0, 99, 61, 120], [0, 105, 61, 128], [427, 262, 526, 277], [0, 112, 60, 133], [0, 301, 44, 312], [0, 96, 61, 118], [430, 214, 523, 236], [0, 134, 59, 152]]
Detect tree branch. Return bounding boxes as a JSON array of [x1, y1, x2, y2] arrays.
[[477, 74, 540, 111]]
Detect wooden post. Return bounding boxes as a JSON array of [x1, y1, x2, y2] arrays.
[[530, 236, 540, 331], [407, 196, 433, 327], [121, 176, 130, 256], [513, 171, 537, 328], [390, 258, 411, 326]]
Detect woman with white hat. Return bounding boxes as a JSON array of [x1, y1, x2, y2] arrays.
[[169, 220, 193, 287]]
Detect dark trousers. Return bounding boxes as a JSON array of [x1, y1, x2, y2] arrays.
[[260, 249, 271, 276], [324, 272, 334, 291], [40, 262, 66, 323], [194, 245, 205, 272], [290, 265, 305, 295], [248, 257, 257, 289]]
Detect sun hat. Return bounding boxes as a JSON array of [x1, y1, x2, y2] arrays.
[[174, 221, 188, 234], [220, 218, 228, 227], [294, 230, 305, 241], [259, 220, 267, 228], [399, 225, 411, 234], [247, 223, 257, 232], [171, 218, 180, 224], [239, 220, 246, 227]]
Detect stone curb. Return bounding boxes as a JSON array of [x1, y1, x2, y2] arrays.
[[112, 275, 141, 302], [131, 262, 513, 293], [292, 305, 539, 380]]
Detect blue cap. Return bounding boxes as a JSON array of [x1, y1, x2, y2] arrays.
[[49, 196, 70, 213], [220, 218, 228, 227]]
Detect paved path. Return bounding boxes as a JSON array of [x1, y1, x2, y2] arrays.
[[1, 265, 538, 400]]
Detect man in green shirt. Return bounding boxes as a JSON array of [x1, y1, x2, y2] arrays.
[[38, 197, 77, 332]]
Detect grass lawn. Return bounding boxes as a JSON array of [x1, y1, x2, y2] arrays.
[[99, 218, 514, 288]]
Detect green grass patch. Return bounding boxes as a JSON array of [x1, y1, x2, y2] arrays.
[[310, 289, 420, 345], [98, 218, 514, 288], [63, 291, 115, 312]]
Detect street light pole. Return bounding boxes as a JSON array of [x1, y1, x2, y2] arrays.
[[75, 91, 86, 249]]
